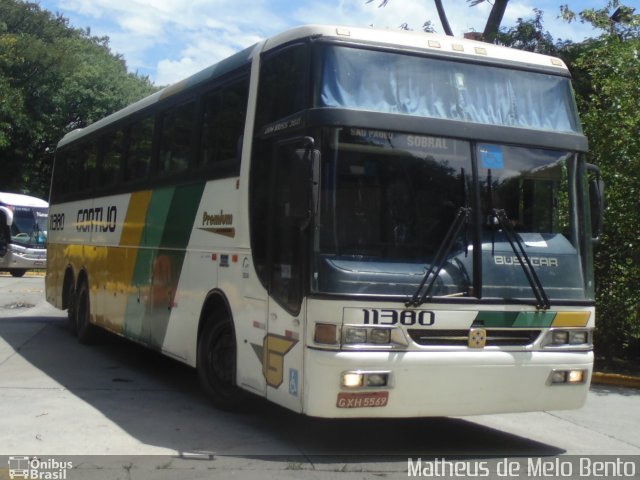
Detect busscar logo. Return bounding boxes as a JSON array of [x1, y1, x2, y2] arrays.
[[7, 456, 73, 479], [494, 255, 559, 267]]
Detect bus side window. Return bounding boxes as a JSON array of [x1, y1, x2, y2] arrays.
[[200, 76, 249, 168], [82, 140, 100, 193], [125, 117, 154, 181], [218, 78, 249, 162], [101, 129, 124, 187], [158, 101, 195, 175], [200, 90, 222, 166], [254, 44, 308, 129], [60, 146, 84, 197]]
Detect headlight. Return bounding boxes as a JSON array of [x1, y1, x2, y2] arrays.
[[552, 330, 570, 345], [344, 327, 367, 344], [569, 331, 589, 345], [543, 329, 592, 348], [342, 325, 407, 349], [369, 328, 391, 344]]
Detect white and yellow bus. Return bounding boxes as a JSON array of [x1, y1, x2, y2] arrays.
[[46, 25, 603, 418], [0, 192, 48, 277]]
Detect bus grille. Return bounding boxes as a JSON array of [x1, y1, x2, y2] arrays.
[[407, 329, 541, 347]]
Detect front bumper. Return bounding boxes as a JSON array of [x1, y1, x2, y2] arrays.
[[0, 246, 47, 270], [303, 348, 592, 418]]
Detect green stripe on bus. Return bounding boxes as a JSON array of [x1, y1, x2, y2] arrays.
[[124, 183, 205, 346], [475, 311, 556, 328]]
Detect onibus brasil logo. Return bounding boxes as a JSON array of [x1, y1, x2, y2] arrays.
[[8, 457, 73, 479]]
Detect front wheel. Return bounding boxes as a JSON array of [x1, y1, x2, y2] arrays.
[[197, 318, 249, 410], [9, 269, 26, 278]]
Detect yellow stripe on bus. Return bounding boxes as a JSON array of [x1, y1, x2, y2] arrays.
[[552, 311, 591, 327], [94, 191, 153, 333]]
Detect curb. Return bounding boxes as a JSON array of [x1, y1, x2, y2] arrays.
[[591, 372, 640, 389]]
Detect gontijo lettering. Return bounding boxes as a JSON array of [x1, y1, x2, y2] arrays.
[[76, 206, 117, 232]]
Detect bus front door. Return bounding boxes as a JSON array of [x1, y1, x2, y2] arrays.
[[263, 139, 311, 412]]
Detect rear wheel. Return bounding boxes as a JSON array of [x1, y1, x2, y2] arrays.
[[74, 281, 98, 344], [9, 269, 26, 278], [197, 317, 249, 410], [63, 273, 76, 333]]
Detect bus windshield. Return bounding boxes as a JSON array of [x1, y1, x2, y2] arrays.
[[11, 206, 48, 247], [318, 45, 582, 134], [312, 127, 593, 303]]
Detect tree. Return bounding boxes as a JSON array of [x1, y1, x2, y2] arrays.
[[557, 1, 640, 362], [468, 0, 508, 43], [0, 0, 156, 198], [494, 8, 561, 54]]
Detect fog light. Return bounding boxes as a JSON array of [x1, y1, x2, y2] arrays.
[[366, 373, 389, 387], [550, 370, 567, 384], [369, 329, 391, 344], [342, 372, 364, 388], [549, 369, 586, 385], [567, 370, 585, 384], [551, 331, 569, 345], [344, 327, 367, 344], [315, 323, 338, 345]]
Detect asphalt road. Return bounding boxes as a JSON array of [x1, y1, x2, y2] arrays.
[[0, 276, 639, 479]]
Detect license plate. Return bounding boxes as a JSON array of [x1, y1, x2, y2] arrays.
[[337, 391, 389, 409]]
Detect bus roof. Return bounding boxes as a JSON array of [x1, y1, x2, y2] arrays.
[[0, 192, 48, 208], [56, 24, 570, 149], [263, 25, 569, 71]]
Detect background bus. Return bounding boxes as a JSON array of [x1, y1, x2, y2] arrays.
[[46, 25, 602, 418], [0, 192, 48, 277]]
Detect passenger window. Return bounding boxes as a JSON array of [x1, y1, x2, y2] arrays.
[[125, 117, 154, 181], [255, 44, 308, 129], [158, 102, 195, 174], [101, 130, 124, 186], [200, 77, 249, 167]]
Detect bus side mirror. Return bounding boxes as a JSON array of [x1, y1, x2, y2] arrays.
[[0, 207, 11, 258], [0, 206, 13, 227], [587, 164, 605, 245]]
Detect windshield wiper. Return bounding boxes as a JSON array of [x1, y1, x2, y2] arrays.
[[491, 209, 551, 310], [406, 206, 470, 308]]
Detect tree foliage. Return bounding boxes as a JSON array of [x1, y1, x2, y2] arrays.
[[497, 1, 640, 360], [0, 0, 156, 198], [557, 1, 640, 361]]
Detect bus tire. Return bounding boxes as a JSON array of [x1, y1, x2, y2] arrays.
[[63, 272, 76, 333], [10, 269, 26, 278], [74, 281, 98, 344], [197, 317, 249, 411]]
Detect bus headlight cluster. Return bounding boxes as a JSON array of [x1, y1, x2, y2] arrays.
[[543, 329, 592, 348], [313, 323, 408, 349], [342, 325, 407, 349], [344, 326, 391, 345]]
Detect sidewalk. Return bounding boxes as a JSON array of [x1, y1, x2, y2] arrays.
[[592, 371, 640, 389]]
